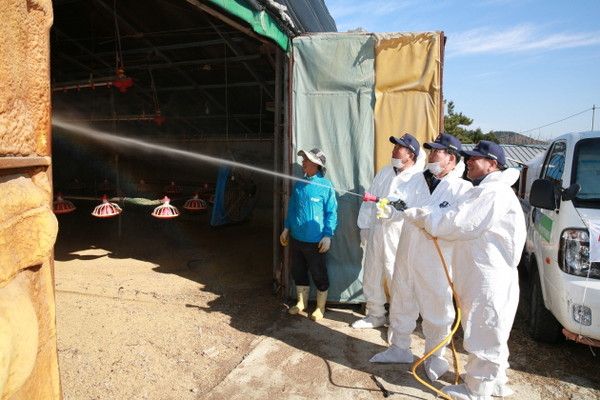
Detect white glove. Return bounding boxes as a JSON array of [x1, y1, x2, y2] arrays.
[[404, 207, 430, 230], [280, 228, 289, 246], [359, 229, 370, 246], [318, 236, 331, 253], [376, 202, 393, 219]]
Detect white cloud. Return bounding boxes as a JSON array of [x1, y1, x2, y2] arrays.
[[446, 24, 600, 57]]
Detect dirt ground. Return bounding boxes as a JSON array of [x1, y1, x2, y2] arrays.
[[53, 201, 600, 399]]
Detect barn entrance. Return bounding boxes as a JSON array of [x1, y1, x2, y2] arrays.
[[50, 0, 290, 299]]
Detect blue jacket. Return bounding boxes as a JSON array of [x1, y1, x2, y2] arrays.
[[285, 172, 338, 243]]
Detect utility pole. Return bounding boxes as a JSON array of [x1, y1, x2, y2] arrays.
[[592, 104, 596, 131]]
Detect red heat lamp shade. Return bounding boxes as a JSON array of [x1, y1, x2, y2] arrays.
[[153, 110, 166, 126], [152, 196, 180, 219], [70, 179, 86, 190], [113, 77, 133, 92], [137, 179, 150, 192], [199, 182, 213, 199], [53, 193, 76, 214], [98, 179, 114, 192], [164, 181, 181, 195], [183, 192, 207, 211], [113, 68, 134, 93], [91, 195, 122, 218]]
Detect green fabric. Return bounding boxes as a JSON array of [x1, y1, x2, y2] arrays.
[[292, 34, 376, 303], [206, 0, 289, 51]]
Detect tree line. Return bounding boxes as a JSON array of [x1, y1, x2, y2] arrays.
[[443, 101, 500, 144]]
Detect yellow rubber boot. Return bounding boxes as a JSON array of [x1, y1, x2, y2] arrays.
[[310, 290, 328, 321], [288, 285, 310, 315]]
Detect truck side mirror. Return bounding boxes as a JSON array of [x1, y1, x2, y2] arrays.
[[561, 183, 581, 201], [530, 179, 557, 210]]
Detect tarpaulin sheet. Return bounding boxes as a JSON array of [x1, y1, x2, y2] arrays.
[[211, 164, 233, 226], [374, 32, 443, 171], [291, 34, 375, 303], [290, 32, 443, 303], [206, 0, 290, 51]]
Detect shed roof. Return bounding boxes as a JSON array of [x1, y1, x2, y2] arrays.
[[50, 0, 336, 142], [462, 144, 547, 168]]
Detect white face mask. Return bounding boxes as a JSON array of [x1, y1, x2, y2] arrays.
[[426, 161, 444, 176], [391, 157, 406, 169]]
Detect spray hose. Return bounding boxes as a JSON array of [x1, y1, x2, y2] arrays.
[[362, 192, 462, 398], [411, 230, 462, 400]]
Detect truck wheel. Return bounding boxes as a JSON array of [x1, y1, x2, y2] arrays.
[[529, 268, 563, 343]]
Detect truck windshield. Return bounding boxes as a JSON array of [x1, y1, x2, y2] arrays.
[[573, 137, 600, 202]]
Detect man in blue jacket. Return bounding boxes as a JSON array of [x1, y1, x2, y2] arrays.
[[280, 148, 338, 321]]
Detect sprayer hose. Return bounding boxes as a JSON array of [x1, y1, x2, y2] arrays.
[[410, 231, 462, 400]]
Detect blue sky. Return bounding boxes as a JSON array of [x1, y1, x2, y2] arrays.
[[324, 0, 600, 140]]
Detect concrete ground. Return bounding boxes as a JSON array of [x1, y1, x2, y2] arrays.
[[54, 205, 600, 400], [204, 305, 550, 400]]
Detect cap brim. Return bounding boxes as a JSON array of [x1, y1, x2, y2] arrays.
[[424, 142, 446, 149], [298, 150, 324, 167], [390, 136, 412, 149], [459, 149, 482, 157]]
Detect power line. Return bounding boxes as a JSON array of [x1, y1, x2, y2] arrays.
[[520, 106, 595, 134]]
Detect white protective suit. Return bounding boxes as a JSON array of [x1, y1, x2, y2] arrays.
[[385, 163, 471, 377], [404, 168, 526, 398], [356, 162, 423, 318]]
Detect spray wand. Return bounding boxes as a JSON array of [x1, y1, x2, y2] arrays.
[[363, 191, 407, 217]]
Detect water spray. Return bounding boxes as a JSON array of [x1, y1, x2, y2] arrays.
[[52, 118, 363, 198]]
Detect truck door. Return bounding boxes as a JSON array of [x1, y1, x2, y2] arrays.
[[534, 140, 567, 302]]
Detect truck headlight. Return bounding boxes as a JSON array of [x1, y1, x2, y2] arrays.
[[559, 229, 600, 279]]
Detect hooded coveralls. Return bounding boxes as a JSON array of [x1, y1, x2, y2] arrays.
[[285, 171, 338, 291], [357, 163, 422, 318], [405, 168, 526, 397], [387, 164, 471, 365]]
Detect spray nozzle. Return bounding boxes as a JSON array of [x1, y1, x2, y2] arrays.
[[363, 192, 379, 203], [363, 191, 407, 212]]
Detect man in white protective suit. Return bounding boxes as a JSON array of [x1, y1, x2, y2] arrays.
[[352, 133, 423, 329], [369, 133, 472, 383], [403, 140, 526, 400]]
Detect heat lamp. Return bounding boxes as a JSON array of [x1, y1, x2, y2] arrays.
[[91, 194, 122, 218], [183, 192, 207, 211], [137, 179, 150, 193], [98, 179, 114, 192], [53, 193, 76, 214], [151, 196, 180, 219], [70, 179, 85, 190], [164, 181, 181, 195], [199, 182, 213, 199]]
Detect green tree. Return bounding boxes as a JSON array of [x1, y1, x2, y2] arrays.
[[444, 101, 473, 138], [443, 101, 500, 144]]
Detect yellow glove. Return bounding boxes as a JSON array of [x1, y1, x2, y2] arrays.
[[318, 236, 331, 253], [376, 201, 393, 219], [280, 228, 289, 246]]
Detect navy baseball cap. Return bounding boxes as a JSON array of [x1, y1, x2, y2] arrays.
[[423, 132, 462, 152], [389, 133, 420, 157], [460, 140, 506, 166]]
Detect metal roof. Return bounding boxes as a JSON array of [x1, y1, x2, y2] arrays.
[[461, 144, 548, 168], [50, 0, 336, 142]]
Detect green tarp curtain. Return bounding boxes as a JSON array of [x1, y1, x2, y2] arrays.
[[206, 0, 290, 51], [291, 34, 376, 303]]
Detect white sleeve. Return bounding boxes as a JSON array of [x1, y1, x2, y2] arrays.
[[424, 188, 503, 241]]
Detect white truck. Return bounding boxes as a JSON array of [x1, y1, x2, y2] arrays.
[[519, 131, 600, 346]]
